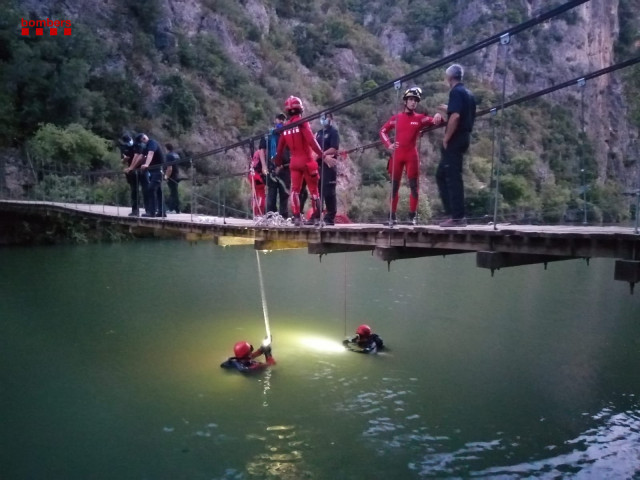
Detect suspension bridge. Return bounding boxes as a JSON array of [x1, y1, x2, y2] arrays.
[[2, 0, 640, 291], [1, 199, 639, 291]]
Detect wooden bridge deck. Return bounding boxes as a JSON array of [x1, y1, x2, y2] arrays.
[[2, 200, 640, 288]]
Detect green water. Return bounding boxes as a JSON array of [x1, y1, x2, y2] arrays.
[[1, 242, 639, 479]]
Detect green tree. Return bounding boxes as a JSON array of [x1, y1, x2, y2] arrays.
[[28, 123, 117, 172]]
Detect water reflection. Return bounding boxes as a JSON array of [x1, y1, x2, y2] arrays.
[[407, 399, 640, 478], [244, 424, 312, 479]]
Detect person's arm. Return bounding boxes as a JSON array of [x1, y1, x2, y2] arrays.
[[274, 135, 285, 166], [258, 148, 267, 175], [443, 89, 464, 148], [325, 128, 340, 156], [443, 113, 460, 148], [379, 116, 397, 151], [302, 122, 323, 157], [126, 153, 143, 172], [164, 165, 173, 181], [141, 150, 154, 169], [420, 112, 444, 127]]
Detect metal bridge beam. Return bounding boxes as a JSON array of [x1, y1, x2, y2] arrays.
[[476, 251, 574, 271], [375, 246, 468, 262]]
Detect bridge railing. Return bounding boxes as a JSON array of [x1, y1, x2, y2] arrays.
[[0, 159, 254, 220]]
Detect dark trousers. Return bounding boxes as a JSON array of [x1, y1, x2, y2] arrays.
[[299, 179, 308, 214], [167, 178, 180, 212], [267, 168, 290, 218], [147, 171, 164, 216], [320, 165, 337, 223], [322, 183, 337, 223], [127, 170, 149, 213], [436, 134, 469, 220]]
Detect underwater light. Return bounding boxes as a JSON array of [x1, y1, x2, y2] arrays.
[[299, 336, 346, 353]]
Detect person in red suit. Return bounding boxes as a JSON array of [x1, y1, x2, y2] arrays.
[[379, 87, 443, 225], [249, 143, 266, 216], [275, 96, 324, 226]]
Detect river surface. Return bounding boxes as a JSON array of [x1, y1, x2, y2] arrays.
[[1, 242, 639, 479]]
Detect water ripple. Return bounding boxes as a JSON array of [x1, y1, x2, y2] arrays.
[[407, 403, 640, 479]]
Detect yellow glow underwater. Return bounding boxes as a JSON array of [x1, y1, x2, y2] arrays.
[[298, 336, 346, 353]]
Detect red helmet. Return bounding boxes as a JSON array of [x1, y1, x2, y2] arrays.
[[356, 324, 372, 337], [284, 96, 304, 113], [233, 341, 253, 358]]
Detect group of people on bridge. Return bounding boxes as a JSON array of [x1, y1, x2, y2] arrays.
[[248, 63, 476, 227], [119, 63, 475, 227], [119, 134, 182, 218]]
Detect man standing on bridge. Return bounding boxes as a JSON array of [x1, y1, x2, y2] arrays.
[[275, 96, 324, 227], [265, 113, 290, 218], [128, 133, 166, 218], [380, 87, 443, 225], [315, 112, 340, 225], [119, 134, 142, 217], [437, 64, 476, 227]]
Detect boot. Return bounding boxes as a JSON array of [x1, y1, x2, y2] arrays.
[[408, 211, 417, 225], [292, 214, 302, 227]]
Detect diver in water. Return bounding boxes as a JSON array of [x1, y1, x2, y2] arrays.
[[343, 324, 384, 354], [220, 338, 276, 372]]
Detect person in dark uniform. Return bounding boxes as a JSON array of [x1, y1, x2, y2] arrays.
[[119, 134, 143, 217], [130, 133, 166, 218], [265, 113, 290, 218], [220, 339, 276, 373], [164, 143, 181, 214], [437, 64, 476, 227], [315, 113, 340, 225], [343, 324, 384, 354]]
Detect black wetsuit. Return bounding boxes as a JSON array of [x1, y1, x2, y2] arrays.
[[343, 334, 384, 354], [220, 357, 270, 372]]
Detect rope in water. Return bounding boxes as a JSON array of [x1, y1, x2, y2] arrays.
[[255, 250, 271, 340]]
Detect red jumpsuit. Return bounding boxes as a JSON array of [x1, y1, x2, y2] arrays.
[[380, 111, 437, 214], [249, 150, 265, 216], [275, 114, 323, 217]]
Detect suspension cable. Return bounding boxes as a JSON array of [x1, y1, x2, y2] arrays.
[[337, 56, 640, 157], [142, 0, 593, 166], [56, 0, 593, 181]]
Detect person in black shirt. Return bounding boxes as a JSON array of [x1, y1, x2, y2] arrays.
[[437, 64, 476, 227], [315, 113, 340, 225], [164, 143, 181, 214], [130, 133, 166, 218], [119, 134, 143, 217], [265, 113, 290, 218]]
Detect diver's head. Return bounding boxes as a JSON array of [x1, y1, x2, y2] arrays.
[[233, 341, 254, 359], [356, 324, 372, 338]]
